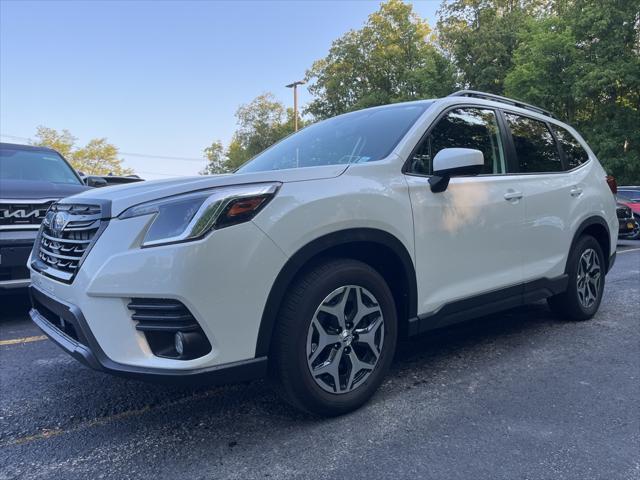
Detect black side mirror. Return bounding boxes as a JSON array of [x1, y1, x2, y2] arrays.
[[85, 176, 108, 188], [429, 148, 484, 193]]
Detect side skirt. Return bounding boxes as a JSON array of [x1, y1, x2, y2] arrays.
[[407, 275, 568, 337]]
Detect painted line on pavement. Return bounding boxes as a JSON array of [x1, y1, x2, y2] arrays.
[[0, 335, 47, 346], [617, 247, 640, 254]]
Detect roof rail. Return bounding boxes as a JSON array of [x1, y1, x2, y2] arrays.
[[448, 90, 554, 118]]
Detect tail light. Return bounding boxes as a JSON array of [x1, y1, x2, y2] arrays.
[[606, 175, 617, 195]]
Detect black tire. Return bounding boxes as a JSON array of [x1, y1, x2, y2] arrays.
[[270, 258, 398, 416], [547, 235, 606, 321]]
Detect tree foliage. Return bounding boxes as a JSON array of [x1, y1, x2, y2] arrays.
[[200, 93, 301, 174], [437, 0, 540, 93], [305, 0, 456, 119], [200, 140, 228, 175], [32, 126, 133, 176], [503, 0, 640, 183]]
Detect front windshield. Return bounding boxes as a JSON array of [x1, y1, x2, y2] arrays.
[[0, 147, 81, 184], [237, 102, 431, 173]]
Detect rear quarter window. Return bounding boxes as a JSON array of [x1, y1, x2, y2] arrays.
[[553, 126, 589, 170]]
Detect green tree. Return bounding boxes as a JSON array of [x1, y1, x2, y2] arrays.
[[504, 16, 578, 119], [32, 126, 133, 176], [437, 0, 539, 93], [225, 93, 301, 171], [200, 140, 229, 175], [32, 126, 76, 159], [504, 0, 640, 183], [305, 0, 456, 119], [73, 138, 133, 176]]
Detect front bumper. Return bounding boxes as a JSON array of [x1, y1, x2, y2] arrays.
[[618, 217, 639, 238], [29, 285, 267, 385], [28, 211, 287, 378]]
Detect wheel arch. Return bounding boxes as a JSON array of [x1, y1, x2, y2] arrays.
[[570, 215, 612, 272], [255, 228, 417, 358]]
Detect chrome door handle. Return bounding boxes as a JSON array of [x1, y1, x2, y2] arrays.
[[570, 187, 583, 197], [504, 191, 523, 201]]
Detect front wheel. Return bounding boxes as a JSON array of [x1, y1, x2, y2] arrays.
[[548, 235, 606, 321], [270, 259, 398, 416]]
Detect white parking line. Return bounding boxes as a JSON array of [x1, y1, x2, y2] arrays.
[[617, 248, 640, 254]]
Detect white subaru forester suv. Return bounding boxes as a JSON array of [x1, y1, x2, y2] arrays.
[[29, 91, 618, 416]]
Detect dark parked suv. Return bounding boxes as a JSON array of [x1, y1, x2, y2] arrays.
[[0, 143, 89, 291]]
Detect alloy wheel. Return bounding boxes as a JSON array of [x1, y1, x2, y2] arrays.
[[306, 285, 384, 394], [576, 248, 601, 309]]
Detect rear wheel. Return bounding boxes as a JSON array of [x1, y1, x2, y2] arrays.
[[548, 235, 605, 321], [271, 258, 397, 416]]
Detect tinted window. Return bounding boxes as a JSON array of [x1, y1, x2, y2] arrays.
[[505, 113, 562, 173], [237, 103, 431, 173], [618, 190, 640, 202], [0, 147, 81, 184], [408, 108, 505, 175], [553, 126, 589, 170]]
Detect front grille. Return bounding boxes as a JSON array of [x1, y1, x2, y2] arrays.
[[617, 206, 632, 219], [33, 203, 104, 282], [127, 298, 211, 358], [0, 200, 55, 229], [0, 266, 29, 282]]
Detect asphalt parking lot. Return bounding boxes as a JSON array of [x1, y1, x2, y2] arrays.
[[1, 242, 638, 480]]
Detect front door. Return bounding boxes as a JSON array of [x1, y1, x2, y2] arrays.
[[404, 106, 525, 316]]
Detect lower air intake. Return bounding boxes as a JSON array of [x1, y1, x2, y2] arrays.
[[127, 298, 211, 359]]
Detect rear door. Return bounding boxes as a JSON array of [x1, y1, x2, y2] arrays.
[[501, 112, 573, 282], [405, 106, 525, 316]]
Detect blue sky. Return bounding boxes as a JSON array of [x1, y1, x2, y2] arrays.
[[1, 0, 440, 178]]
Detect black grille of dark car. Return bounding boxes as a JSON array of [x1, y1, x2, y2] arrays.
[[33, 203, 103, 281], [0, 200, 55, 228], [617, 206, 632, 219], [127, 298, 211, 358]]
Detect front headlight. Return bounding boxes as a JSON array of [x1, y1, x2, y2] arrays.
[[119, 182, 280, 247]]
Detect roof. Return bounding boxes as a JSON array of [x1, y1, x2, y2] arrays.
[[0, 142, 59, 153]]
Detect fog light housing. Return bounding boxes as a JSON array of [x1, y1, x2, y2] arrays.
[[174, 331, 209, 359], [127, 298, 212, 360]]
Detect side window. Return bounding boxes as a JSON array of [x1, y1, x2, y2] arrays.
[[505, 113, 562, 173], [553, 126, 589, 170], [408, 108, 506, 175]]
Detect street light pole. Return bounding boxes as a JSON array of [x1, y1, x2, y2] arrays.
[[285, 80, 304, 131]]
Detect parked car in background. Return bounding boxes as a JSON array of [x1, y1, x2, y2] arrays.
[[0, 143, 89, 291], [28, 91, 618, 416], [616, 186, 640, 240], [78, 172, 144, 187], [616, 201, 639, 240]]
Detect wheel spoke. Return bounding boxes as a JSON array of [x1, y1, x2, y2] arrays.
[[352, 287, 381, 329], [346, 349, 374, 391], [355, 315, 384, 359], [317, 286, 351, 329], [307, 317, 340, 364], [311, 347, 343, 392]]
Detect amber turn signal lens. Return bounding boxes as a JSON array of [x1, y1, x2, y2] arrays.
[[227, 197, 267, 217]]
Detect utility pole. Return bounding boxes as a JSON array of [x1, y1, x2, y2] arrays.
[[285, 80, 304, 131]]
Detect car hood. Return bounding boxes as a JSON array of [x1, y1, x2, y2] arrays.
[[0, 179, 89, 201], [63, 164, 349, 217]]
